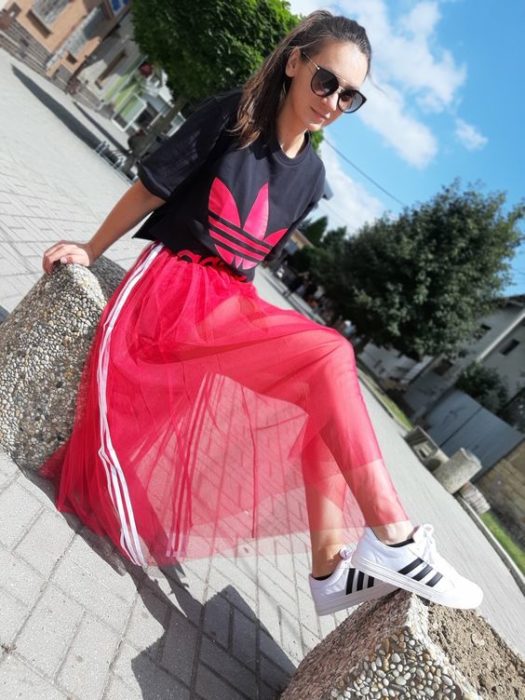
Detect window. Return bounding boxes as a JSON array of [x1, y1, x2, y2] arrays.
[[7, 4, 21, 19], [500, 339, 519, 356], [433, 358, 454, 376], [472, 323, 491, 341], [96, 51, 127, 87], [31, 0, 69, 25]]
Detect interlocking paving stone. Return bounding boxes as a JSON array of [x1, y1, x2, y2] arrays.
[[112, 641, 190, 699], [199, 636, 257, 699], [56, 614, 119, 699], [15, 508, 74, 577], [51, 555, 133, 635], [0, 587, 31, 648], [125, 586, 169, 660], [0, 545, 46, 607], [0, 655, 67, 699], [159, 609, 199, 687], [104, 673, 142, 699], [195, 663, 248, 700], [0, 481, 42, 549], [15, 584, 84, 678]]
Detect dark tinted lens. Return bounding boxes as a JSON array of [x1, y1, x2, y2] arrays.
[[339, 90, 364, 113], [311, 67, 339, 97]]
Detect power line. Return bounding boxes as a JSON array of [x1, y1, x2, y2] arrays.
[[316, 199, 350, 229], [323, 137, 407, 208]]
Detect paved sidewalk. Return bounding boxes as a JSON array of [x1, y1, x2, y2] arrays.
[[0, 52, 524, 700]]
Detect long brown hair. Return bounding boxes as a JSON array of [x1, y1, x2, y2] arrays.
[[232, 10, 372, 148]]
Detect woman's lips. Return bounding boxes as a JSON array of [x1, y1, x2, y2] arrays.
[[311, 106, 329, 121]]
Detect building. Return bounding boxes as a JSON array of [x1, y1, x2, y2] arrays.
[[381, 294, 525, 423], [70, 11, 181, 138], [0, 0, 130, 88], [358, 295, 525, 424]]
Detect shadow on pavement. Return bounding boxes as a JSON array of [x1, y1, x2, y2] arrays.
[[73, 101, 126, 153], [24, 469, 294, 698], [11, 65, 126, 157], [128, 564, 295, 699]]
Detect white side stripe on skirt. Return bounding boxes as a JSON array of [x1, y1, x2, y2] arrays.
[[96, 242, 164, 567]]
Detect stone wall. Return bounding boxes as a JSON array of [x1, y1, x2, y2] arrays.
[[476, 440, 525, 546]]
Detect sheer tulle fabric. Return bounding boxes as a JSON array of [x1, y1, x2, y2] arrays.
[[40, 242, 408, 565]]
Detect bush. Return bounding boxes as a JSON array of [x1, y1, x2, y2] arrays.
[[456, 362, 509, 413]]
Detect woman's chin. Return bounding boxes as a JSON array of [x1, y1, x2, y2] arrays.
[[306, 119, 324, 132]]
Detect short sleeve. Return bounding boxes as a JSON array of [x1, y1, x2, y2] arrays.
[[137, 92, 240, 201], [265, 163, 326, 263]]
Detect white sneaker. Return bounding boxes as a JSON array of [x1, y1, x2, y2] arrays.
[[309, 546, 398, 616], [352, 524, 483, 610]]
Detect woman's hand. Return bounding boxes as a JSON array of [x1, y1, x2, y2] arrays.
[[42, 240, 96, 275]]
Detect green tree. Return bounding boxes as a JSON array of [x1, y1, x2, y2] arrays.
[[131, 2, 331, 155], [310, 130, 324, 153], [322, 182, 524, 359], [301, 216, 328, 246], [290, 225, 346, 280], [456, 362, 509, 414], [132, 0, 298, 103]]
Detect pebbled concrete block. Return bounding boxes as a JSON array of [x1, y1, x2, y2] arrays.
[[0, 257, 124, 470], [281, 591, 483, 700]]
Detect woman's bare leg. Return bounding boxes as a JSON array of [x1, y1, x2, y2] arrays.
[[307, 485, 414, 576], [306, 486, 346, 577], [304, 433, 414, 577], [372, 521, 415, 544]]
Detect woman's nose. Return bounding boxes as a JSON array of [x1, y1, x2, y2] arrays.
[[322, 91, 339, 113]]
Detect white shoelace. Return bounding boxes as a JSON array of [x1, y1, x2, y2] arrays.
[[418, 523, 458, 578], [419, 523, 437, 563]]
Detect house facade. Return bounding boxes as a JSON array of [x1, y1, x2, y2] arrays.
[[70, 11, 179, 135], [1, 0, 130, 88], [359, 294, 525, 424]]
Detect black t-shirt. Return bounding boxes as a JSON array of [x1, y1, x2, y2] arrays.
[[133, 90, 326, 281]]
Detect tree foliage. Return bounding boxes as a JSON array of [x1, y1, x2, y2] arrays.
[[132, 0, 298, 102], [456, 362, 509, 414], [301, 216, 328, 246], [315, 182, 524, 359], [290, 226, 346, 281]]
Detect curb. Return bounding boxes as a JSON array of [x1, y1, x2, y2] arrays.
[[457, 495, 525, 597], [357, 368, 410, 435]]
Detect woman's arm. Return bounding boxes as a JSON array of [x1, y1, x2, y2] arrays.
[[42, 180, 165, 274]]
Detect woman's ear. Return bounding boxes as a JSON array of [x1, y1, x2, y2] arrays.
[[285, 47, 301, 78]]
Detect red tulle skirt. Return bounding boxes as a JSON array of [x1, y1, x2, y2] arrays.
[[40, 242, 408, 566]]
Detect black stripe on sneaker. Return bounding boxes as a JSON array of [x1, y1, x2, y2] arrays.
[[356, 571, 365, 591], [367, 575, 375, 588], [346, 568, 355, 595], [399, 557, 424, 575], [412, 563, 434, 581], [426, 571, 444, 587]]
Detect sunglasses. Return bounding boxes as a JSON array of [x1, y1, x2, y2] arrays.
[[300, 51, 367, 114]]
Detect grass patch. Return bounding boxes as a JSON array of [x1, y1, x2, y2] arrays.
[[480, 511, 525, 575], [358, 369, 413, 431]]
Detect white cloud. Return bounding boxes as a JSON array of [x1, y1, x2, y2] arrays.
[[287, 0, 331, 15], [327, 0, 467, 111], [360, 81, 438, 168], [454, 118, 488, 150], [316, 141, 385, 233], [287, 0, 469, 168]]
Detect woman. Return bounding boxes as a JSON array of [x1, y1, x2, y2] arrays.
[[41, 11, 482, 616]]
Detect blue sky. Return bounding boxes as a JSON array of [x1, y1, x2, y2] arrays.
[[288, 0, 525, 295]]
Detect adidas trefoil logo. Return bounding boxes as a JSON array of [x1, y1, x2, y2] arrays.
[[208, 178, 287, 270]]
